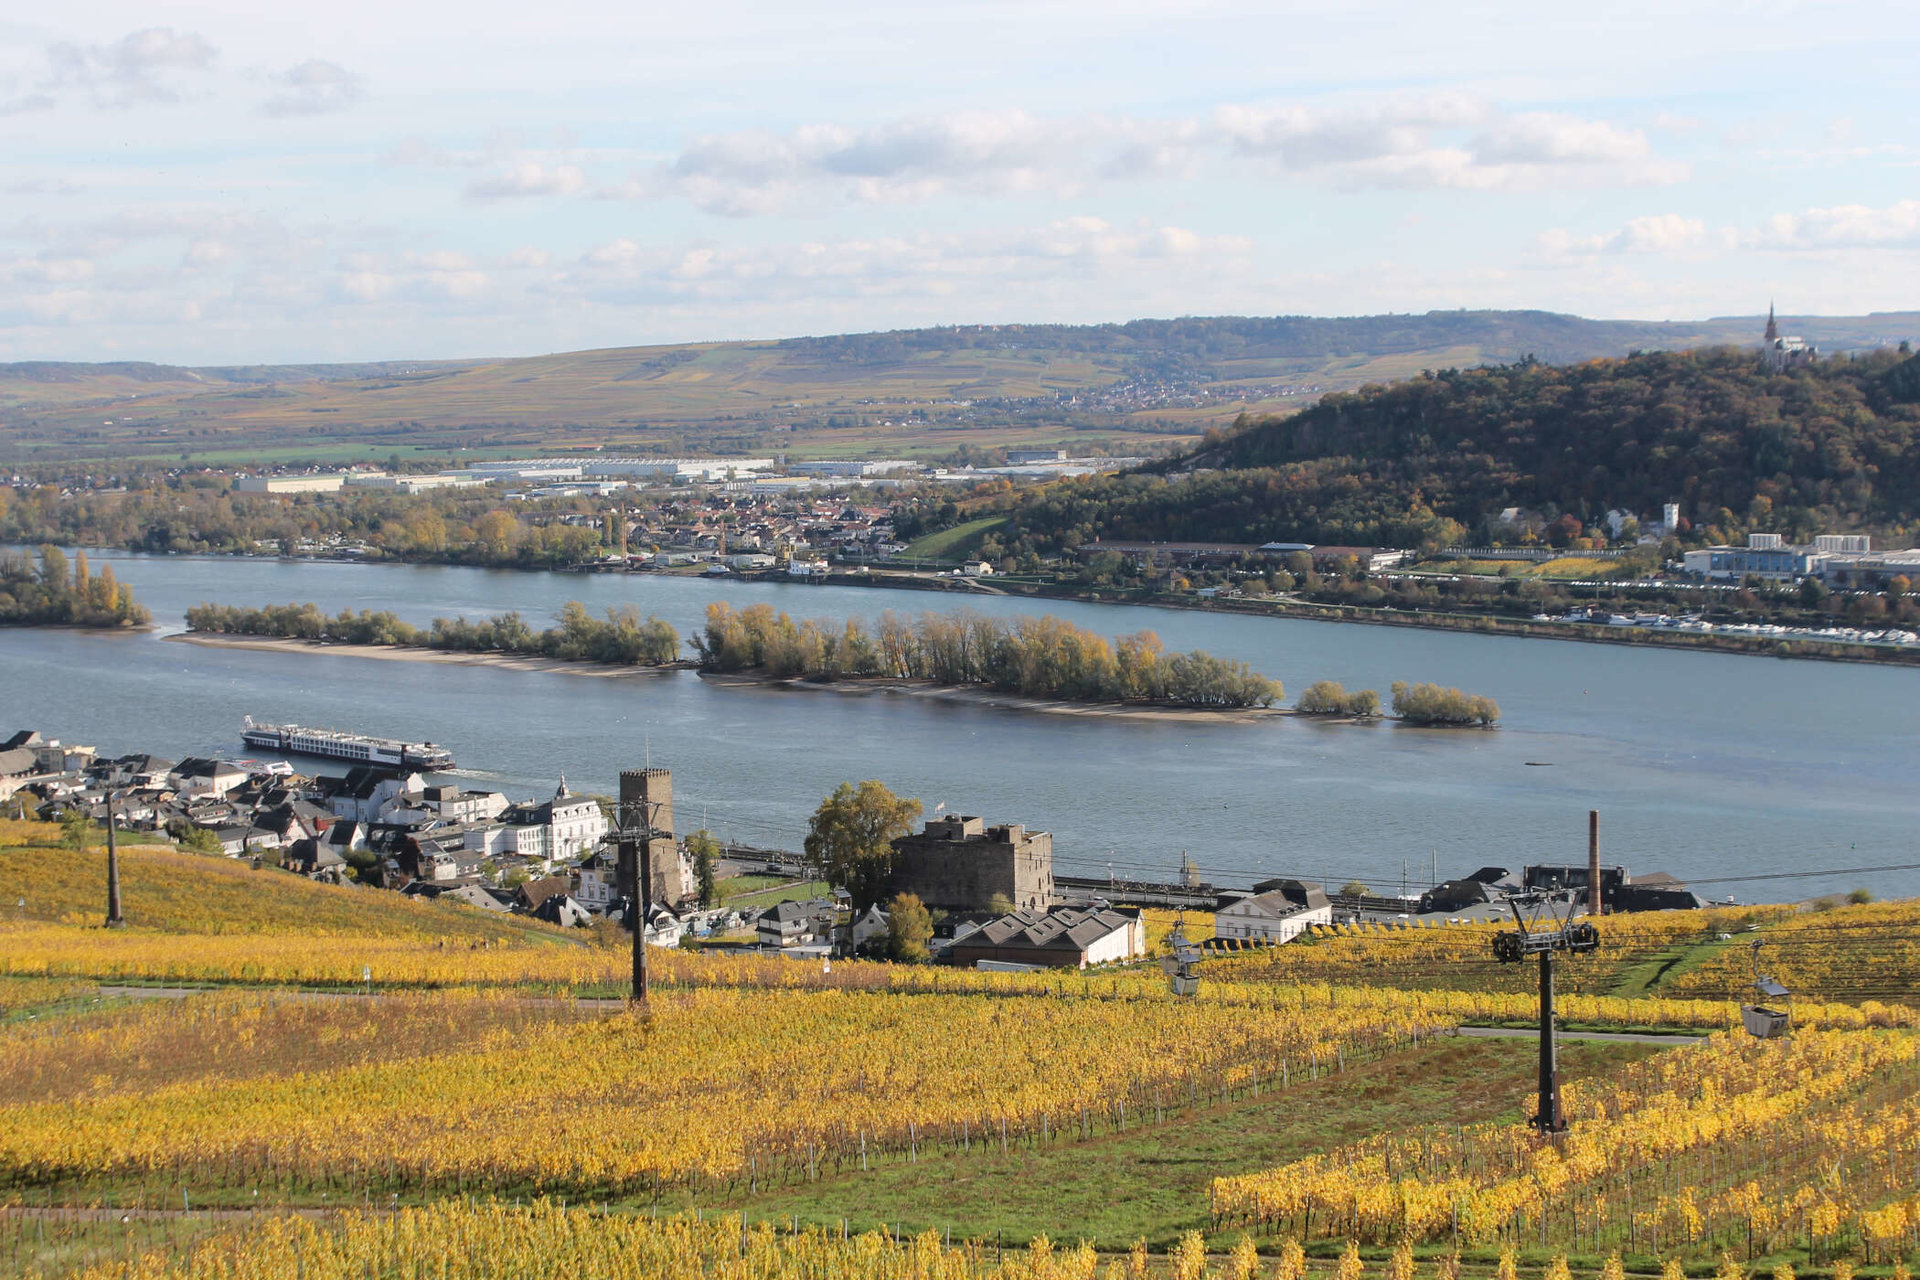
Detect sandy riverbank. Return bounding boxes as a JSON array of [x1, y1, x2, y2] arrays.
[[164, 631, 686, 679], [695, 669, 1290, 723]]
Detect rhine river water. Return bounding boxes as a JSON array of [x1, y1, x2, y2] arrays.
[[4, 551, 1916, 902]]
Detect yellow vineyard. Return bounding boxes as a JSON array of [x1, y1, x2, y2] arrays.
[[1205, 909, 1794, 997], [2, 819, 1917, 1279], [0, 985, 1447, 1199], [1212, 1029, 1920, 1261], [0, 824, 571, 942], [19, 1200, 1412, 1280]]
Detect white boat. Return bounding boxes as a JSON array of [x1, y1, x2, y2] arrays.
[[240, 717, 456, 770]]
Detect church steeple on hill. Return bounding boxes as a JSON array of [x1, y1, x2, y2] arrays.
[[1764, 301, 1780, 344]]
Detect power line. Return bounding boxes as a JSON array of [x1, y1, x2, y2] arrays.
[[1678, 862, 1920, 885]]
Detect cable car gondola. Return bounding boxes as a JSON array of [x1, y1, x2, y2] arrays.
[[1739, 940, 1791, 1039], [1160, 917, 1204, 997]]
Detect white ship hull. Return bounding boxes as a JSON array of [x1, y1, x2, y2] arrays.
[[241, 718, 456, 770]]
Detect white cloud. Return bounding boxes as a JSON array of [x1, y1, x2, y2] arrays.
[[1539, 213, 1714, 257], [589, 96, 1681, 215], [45, 27, 217, 108], [4, 178, 82, 195], [385, 138, 490, 168], [1649, 112, 1704, 133], [1745, 200, 1920, 251], [1214, 94, 1485, 169], [1470, 113, 1648, 166], [1539, 200, 1920, 263], [0, 92, 55, 116], [1, 205, 1259, 358], [261, 59, 365, 117], [0, 255, 97, 286], [560, 217, 1252, 306], [467, 162, 587, 199]]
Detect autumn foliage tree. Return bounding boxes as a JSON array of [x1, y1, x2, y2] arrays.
[[802, 781, 923, 912], [884, 892, 934, 963]]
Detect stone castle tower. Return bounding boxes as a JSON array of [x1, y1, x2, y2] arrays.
[[618, 768, 690, 907]]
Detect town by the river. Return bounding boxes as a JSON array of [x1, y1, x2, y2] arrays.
[[5, 549, 1916, 902]]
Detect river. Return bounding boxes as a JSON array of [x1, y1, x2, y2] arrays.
[[4, 551, 1916, 903]]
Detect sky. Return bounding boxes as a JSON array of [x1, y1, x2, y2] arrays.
[[2, 0, 1917, 364]]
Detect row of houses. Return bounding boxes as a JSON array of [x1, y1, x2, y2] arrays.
[[752, 894, 1151, 970], [7, 736, 769, 945], [1077, 541, 1411, 573], [10, 725, 1343, 972]]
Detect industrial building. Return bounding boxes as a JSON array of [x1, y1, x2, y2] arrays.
[[1684, 532, 1920, 585], [235, 473, 348, 494]]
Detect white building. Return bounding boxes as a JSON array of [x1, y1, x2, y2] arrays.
[[235, 474, 348, 494], [1678, 532, 1916, 584], [572, 849, 620, 910], [168, 757, 250, 799], [1684, 533, 1813, 582], [460, 460, 586, 483], [643, 903, 684, 947], [584, 457, 774, 482], [850, 903, 892, 951], [413, 785, 508, 825], [788, 460, 918, 477], [345, 472, 487, 494], [468, 779, 607, 866], [1214, 881, 1333, 944]]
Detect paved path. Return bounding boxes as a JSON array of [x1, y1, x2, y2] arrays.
[[1457, 1025, 1703, 1045]]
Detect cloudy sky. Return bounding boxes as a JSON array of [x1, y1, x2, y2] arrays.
[[3, 0, 1916, 364]]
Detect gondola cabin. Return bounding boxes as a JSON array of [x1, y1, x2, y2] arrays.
[[1741, 975, 1791, 1039]]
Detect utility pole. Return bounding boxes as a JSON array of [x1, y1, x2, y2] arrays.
[[103, 793, 124, 928]]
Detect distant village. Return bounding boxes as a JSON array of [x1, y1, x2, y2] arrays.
[[5, 724, 1718, 969]]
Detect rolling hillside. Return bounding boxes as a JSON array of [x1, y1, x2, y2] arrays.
[[7, 310, 1917, 465]]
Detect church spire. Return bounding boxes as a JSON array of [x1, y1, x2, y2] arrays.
[[1764, 301, 1779, 344]]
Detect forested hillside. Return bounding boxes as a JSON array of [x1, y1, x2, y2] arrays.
[[7, 310, 1915, 465], [990, 347, 1920, 555]]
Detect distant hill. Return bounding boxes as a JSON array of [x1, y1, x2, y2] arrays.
[[3, 310, 1917, 465], [985, 347, 1920, 557]]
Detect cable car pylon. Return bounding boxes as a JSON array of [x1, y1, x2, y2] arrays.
[[1492, 890, 1599, 1134]]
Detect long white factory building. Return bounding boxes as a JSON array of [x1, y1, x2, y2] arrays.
[[457, 457, 775, 483]]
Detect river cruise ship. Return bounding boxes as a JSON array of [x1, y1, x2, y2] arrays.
[[240, 717, 456, 770]]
